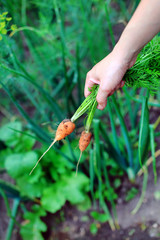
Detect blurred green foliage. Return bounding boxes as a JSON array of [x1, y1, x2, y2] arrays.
[[0, 121, 90, 239], [125, 187, 139, 202]]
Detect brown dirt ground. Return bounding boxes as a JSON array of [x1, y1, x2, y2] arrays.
[[41, 156, 160, 240]]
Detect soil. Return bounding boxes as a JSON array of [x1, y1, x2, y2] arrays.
[[1, 107, 160, 240], [39, 159, 160, 240], [1, 163, 160, 240]]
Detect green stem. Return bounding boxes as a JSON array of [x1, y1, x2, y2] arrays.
[[132, 167, 148, 214], [149, 125, 157, 184], [123, 87, 160, 108], [107, 99, 119, 151], [0, 189, 12, 217], [21, 0, 27, 25], [71, 86, 98, 122], [105, 3, 116, 48], [111, 95, 133, 167], [5, 199, 20, 240], [89, 149, 95, 205], [76, 44, 82, 106], [155, 131, 160, 137], [85, 99, 98, 132]]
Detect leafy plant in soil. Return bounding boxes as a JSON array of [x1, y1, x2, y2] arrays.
[[0, 121, 90, 239]]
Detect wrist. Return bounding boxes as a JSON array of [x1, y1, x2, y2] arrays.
[[112, 39, 139, 69]]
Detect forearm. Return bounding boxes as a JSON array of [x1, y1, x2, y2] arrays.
[[84, 0, 160, 110], [113, 0, 160, 65]]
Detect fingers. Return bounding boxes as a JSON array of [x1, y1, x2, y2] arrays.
[[84, 72, 100, 97], [96, 80, 125, 110], [96, 87, 109, 110], [85, 68, 125, 110], [121, 80, 125, 88], [115, 80, 125, 91], [84, 79, 95, 98]]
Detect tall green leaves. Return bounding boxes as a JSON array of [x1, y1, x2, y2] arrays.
[[92, 119, 115, 230], [138, 96, 149, 167], [149, 124, 157, 183], [111, 95, 133, 168]]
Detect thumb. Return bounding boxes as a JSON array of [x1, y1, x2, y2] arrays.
[[96, 86, 109, 110]]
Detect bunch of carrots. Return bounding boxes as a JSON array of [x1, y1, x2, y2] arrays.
[[30, 86, 98, 175], [30, 36, 160, 175]]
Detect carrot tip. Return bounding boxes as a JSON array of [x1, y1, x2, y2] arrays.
[[29, 139, 57, 175], [75, 151, 82, 176]]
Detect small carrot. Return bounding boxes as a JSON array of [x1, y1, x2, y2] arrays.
[[79, 131, 92, 152], [76, 130, 92, 176], [30, 119, 75, 175]]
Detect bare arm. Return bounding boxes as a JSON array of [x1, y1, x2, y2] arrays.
[[85, 0, 160, 110]]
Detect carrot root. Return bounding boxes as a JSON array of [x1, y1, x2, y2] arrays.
[[75, 131, 92, 176], [75, 151, 82, 177], [29, 139, 56, 175], [55, 119, 75, 141], [79, 131, 92, 152], [29, 119, 76, 175]]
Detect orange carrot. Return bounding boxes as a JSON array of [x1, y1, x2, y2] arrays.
[[76, 130, 92, 176], [55, 119, 76, 140], [30, 119, 75, 175], [79, 131, 92, 152]]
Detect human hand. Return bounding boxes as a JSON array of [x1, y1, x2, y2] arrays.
[[84, 50, 137, 110]]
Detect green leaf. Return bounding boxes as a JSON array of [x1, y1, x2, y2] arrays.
[[0, 64, 63, 121], [20, 205, 47, 240], [100, 123, 127, 171], [5, 198, 20, 240], [0, 188, 12, 217], [0, 179, 20, 198], [41, 185, 66, 213], [104, 188, 118, 201], [62, 173, 89, 204], [40, 141, 78, 181], [113, 178, 121, 189], [111, 95, 133, 168], [77, 195, 91, 211], [132, 168, 148, 214], [138, 97, 149, 166], [41, 173, 89, 213], [125, 187, 139, 201], [107, 99, 119, 151], [16, 174, 46, 198], [91, 211, 110, 223], [18, 131, 36, 151], [0, 82, 50, 143], [125, 36, 160, 95], [0, 121, 22, 147], [0, 148, 12, 169], [149, 124, 157, 183], [5, 151, 38, 178], [90, 223, 98, 235]]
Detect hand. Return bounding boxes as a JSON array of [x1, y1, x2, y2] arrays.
[[84, 50, 136, 110]]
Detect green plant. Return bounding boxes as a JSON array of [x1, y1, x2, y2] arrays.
[[125, 187, 139, 202], [20, 205, 47, 240], [125, 37, 160, 94], [0, 121, 90, 239], [90, 210, 110, 235]]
